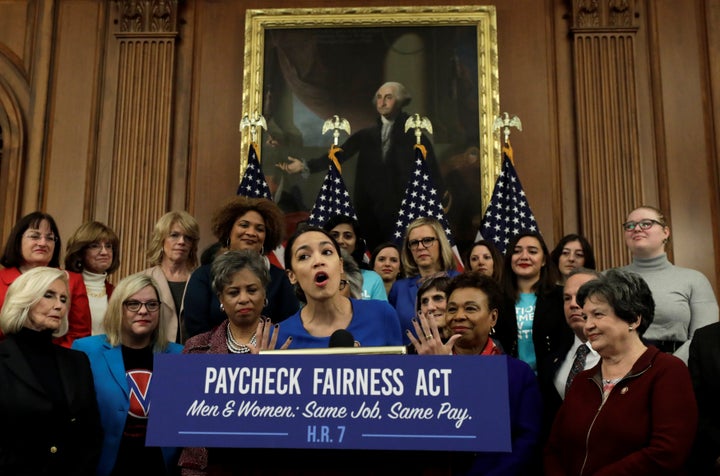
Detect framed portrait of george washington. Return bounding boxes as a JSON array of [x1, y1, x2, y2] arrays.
[[241, 6, 500, 252]]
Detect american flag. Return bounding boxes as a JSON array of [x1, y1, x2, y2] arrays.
[[236, 142, 285, 268], [392, 145, 464, 270], [307, 152, 359, 227], [478, 142, 539, 254], [236, 142, 272, 199]]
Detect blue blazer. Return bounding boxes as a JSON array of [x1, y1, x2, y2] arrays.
[[72, 335, 183, 476]]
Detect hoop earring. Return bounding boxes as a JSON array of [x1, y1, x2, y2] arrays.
[[220, 303, 225, 311], [260, 245, 265, 255], [225, 238, 231, 248], [490, 326, 496, 335], [264, 298, 269, 307]]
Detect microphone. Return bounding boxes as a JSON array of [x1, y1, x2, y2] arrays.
[[328, 329, 355, 348]]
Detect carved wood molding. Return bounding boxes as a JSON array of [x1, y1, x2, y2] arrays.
[[109, 34, 177, 278], [570, 3, 642, 269], [571, 0, 638, 31], [115, 0, 179, 34]]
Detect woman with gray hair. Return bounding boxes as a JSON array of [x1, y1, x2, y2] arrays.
[[182, 250, 291, 355], [0, 267, 102, 475], [339, 248, 363, 299], [545, 269, 698, 475], [72, 273, 184, 476], [179, 250, 290, 474]]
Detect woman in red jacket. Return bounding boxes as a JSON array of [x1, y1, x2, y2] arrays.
[[544, 269, 698, 475], [64, 221, 120, 335], [0, 211, 90, 347]]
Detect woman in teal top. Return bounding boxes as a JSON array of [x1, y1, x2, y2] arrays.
[[500, 231, 571, 371]]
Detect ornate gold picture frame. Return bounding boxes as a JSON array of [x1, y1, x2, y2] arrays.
[[242, 6, 499, 251]]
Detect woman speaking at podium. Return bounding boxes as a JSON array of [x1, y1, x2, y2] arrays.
[[276, 226, 403, 349]]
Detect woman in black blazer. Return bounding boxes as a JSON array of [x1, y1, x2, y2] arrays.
[[498, 231, 573, 372], [0, 266, 102, 475]]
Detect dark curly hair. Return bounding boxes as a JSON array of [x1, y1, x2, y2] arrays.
[[211, 196, 285, 253], [446, 271, 504, 314]]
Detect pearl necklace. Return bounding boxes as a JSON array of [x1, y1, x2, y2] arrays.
[[226, 321, 257, 354]]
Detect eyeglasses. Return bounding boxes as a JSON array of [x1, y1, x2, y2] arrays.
[[408, 237, 437, 250], [123, 300, 161, 312], [23, 232, 57, 243], [88, 242, 113, 251], [168, 231, 196, 242], [622, 219, 664, 232]]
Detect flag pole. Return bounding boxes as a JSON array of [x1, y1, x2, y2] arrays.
[[478, 113, 540, 254], [306, 115, 359, 228]]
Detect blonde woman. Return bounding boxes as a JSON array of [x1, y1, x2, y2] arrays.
[[389, 217, 458, 344], [142, 211, 200, 342], [0, 267, 102, 474], [73, 273, 183, 476], [619, 205, 718, 363]]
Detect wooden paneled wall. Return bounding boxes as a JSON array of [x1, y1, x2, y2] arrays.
[[0, 0, 718, 294], [110, 4, 179, 278], [571, 2, 644, 270]]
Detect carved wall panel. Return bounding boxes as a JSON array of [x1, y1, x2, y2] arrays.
[[571, 0, 640, 269], [110, 0, 178, 277]]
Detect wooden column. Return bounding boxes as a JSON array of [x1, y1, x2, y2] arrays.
[[110, 0, 179, 278], [571, 0, 641, 269]]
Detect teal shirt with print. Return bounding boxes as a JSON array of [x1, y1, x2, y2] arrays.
[[516, 292, 537, 371]]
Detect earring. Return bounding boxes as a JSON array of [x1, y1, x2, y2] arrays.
[[264, 298, 269, 307], [628, 326, 634, 332], [490, 326, 496, 335], [260, 245, 265, 255], [225, 238, 230, 248], [220, 303, 225, 311]]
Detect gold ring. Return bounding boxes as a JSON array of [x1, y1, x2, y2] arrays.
[[424, 334, 432, 340]]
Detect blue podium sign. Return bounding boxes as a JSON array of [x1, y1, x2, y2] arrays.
[[146, 354, 511, 452]]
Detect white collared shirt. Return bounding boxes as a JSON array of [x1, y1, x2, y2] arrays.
[[553, 335, 600, 398]]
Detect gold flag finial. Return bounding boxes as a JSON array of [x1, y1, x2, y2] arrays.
[[322, 115, 351, 146], [493, 112, 522, 144], [404, 114, 433, 145], [239, 113, 267, 145]]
